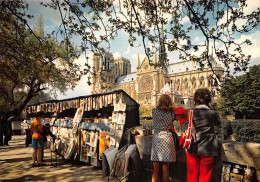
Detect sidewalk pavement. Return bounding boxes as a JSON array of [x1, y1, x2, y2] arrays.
[[0, 135, 116, 182]]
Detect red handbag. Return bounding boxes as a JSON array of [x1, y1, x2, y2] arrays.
[[179, 110, 193, 149]]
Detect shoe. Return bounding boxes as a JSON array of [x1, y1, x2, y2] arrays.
[[37, 163, 46, 166], [31, 163, 37, 167]]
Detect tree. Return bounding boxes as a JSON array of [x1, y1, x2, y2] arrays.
[[2, 0, 259, 75], [41, 0, 259, 75], [216, 64, 260, 119], [0, 6, 81, 117], [1, 0, 259, 114]]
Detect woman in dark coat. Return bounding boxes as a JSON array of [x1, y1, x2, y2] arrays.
[[186, 88, 221, 182]]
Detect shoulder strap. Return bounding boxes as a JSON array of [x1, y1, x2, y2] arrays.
[[187, 110, 193, 138]]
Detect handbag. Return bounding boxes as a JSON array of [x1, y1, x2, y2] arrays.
[[179, 110, 193, 149], [169, 123, 179, 150]]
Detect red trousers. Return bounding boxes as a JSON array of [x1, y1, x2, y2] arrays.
[[186, 151, 214, 182]]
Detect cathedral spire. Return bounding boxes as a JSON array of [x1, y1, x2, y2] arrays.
[[154, 49, 157, 64], [159, 23, 166, 63], [137, 53, 140, 69], [159, 23, 168, 74]]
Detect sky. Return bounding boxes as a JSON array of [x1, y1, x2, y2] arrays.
[[25, 0, 260, 100]]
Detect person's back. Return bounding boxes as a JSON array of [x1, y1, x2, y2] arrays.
[[188, 105, 221, 157], [186, 88, 221, 182], [30, 119, 43, 139], [30, 112, 44, 167]]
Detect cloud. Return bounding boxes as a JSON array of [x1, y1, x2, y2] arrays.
[[57, 74, 92, 99], [180, 16, 189, 24], [26, 0, 62, 27], [114, 52, 121, 58], [237, 30, 260, 61], [74, 52, 94, 67], [218, 0, 260, 29], [57, 52, 93, 99], [193, 36, 201, 43], [124, 46, 131, 54], [240, 0, 260, 14]]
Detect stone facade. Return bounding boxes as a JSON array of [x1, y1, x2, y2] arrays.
[[91, 51, 224, 108]]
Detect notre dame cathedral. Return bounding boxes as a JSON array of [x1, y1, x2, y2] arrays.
[[91, 51, 224, 108]]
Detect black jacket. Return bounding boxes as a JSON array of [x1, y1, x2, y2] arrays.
[[188, 105, 221, 157], [42, 125, 56, 143]]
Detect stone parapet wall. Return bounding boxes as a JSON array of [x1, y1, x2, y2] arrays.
[[135, 135, 260, 182]]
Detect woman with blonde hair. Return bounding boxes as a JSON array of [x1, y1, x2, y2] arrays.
[[151, 94, 176, 182]]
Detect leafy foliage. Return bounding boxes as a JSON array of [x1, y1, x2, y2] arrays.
[[215, 119, 260, 142], [38, 0, 260, 75], [216, 64, 260, 119], [139, 106, 154, 118], [231, 120, 260, 142], [1, 0, 260, 115], [0, 3, 81, 116], [215, 120, 233, 140]]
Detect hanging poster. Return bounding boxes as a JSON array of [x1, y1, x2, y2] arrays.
[[109, 136, 116, 147], [244, 167, 256, 182], [112, 112, 118, 123], [115, 136, 120, 148], [109, 123, 116, 135], [221, 163, 232, 182], [73, 104, 84, 123], [50, 117, 56, 126], [99, 132, 110, 160], [87, 132, 98, 157], [80, 145, 90, 163], [81, 130, 87, 144], [117, 112, 126, 125], [115, 124, 124, 138], [221, 161, 257, 182]]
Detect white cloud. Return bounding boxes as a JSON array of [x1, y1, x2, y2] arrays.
[[57, 53, 93, 99], [26, 0, 62, 27], [240, 0, 260, 14], [57, 74, 92, 99], [218, 0, 260, 28], [193, 36, 201, 43], [124, 46, 131, 54], [114, 52, 121, 58], [237, 30, 260, 61], [180, 16, 189, 24]]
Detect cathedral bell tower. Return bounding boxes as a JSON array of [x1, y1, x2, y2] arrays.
[[91, 52, 115, 94]]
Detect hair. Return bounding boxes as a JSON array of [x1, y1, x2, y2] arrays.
[[193, 88, 212, 108], [35, 112, 43, 118], [157, 94, 175, 111], [45, 123, 51, 127]]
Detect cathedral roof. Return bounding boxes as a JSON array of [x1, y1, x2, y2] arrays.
[[167, 59, 223, 74], [115, 72, 137, 84], [168, 60, 198, 74]]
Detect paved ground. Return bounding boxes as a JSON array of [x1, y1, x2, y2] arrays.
[[0, 135, 116, 182]]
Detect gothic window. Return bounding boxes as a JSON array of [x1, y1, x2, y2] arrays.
[[96, 58, 99, 71], [200, 77, 205, 87], [104, 57, 106, 70], [208, 75, 213, 86], [138, 75, 153, 92], [176, 79, 180, 91]]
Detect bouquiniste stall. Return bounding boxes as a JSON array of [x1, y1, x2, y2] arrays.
[[26, 89, 140, 167]]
